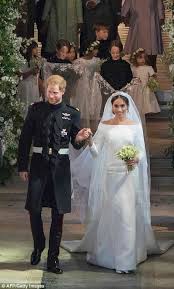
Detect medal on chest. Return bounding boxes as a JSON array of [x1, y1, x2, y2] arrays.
[[62, 112, 71, 121], [61, 128, 68, 137]]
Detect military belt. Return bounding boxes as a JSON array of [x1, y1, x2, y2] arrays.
[[33, 146, 69, 155]]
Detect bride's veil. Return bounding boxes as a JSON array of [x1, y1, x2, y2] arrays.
[[72, 91, 153, 233]]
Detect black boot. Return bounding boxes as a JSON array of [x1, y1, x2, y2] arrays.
[[47, 257, 63, 274], [47, 209, 64, 274], [31, 247, 45, 265], [29, 211, 45, 265]]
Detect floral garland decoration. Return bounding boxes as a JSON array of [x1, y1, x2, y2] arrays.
[[163, 0, 174, 167], [0, 0, 25, 183], [85, 40, 100, 55], [20, 38, 34, 56]]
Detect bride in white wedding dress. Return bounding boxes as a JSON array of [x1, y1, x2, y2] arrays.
[[63, 91, 173, 273]]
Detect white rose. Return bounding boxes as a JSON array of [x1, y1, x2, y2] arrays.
[[0, 93, 6, 99], [10, 159, 17, 166], [17, 129, 21, 135]]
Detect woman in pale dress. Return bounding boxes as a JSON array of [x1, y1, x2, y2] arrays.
[[63, 91, 165, 273], [71, 41, 103, 129], [17, 41, 41, 117], [128, 48, 160, 117]]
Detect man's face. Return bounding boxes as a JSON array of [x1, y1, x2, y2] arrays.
[[46, 84, 64, 104], [96, 29, 109, 40]]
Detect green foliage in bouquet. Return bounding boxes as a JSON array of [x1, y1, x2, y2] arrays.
[[147, 76, 160, 92], [115, 145, 139, 172], [163, 1, 174, 168], [0, 0, 25, 183]]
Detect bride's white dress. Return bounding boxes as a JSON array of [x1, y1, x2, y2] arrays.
[[65, 123, 161, 271], [84, 124, 146, 270]]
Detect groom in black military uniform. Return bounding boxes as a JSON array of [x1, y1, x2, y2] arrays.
[[18, 75, 91, 274]]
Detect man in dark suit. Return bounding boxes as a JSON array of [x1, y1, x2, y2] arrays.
[[16, 0, 35, 38], [18, 75, 91, 274], [80, 0, 122, 55], [35, 0, 47, 56]]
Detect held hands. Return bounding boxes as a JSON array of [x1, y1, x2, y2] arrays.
[[75, 128, 92, 143], [19, 171, 29, 182]]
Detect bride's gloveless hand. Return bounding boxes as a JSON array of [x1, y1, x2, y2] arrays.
[[126, 158, 139, 166]]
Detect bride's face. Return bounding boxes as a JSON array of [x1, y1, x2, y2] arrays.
[[112, 98, 128, 117]]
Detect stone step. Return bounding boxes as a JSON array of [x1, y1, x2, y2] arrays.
[[151, 176, 174, 186], [156, 90, 173, 103], [147, 119, 171, 139], [151, 185, 174, 195], [150, 157, 172, 167], [150, 157, 174, 181], [147, 111, 169, 119], [151, 167, 174, 177], [150, 158, 174, 176]]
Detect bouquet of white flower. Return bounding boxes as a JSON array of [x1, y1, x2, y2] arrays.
[[115, 145, 139, 172]]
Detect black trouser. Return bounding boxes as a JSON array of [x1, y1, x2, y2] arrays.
[[29, 208, 64, 260]]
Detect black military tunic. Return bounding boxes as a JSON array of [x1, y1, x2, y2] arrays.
[[18, 101, 83, 214]]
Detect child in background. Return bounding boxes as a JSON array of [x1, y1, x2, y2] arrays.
[[130, 48, 160, 115], [67, 43, 78, 63], [101, 40, 132, 90], [48, 39, 71, 64], [94, 23, 123, 60], [100, 40, 132, 112], [17, 40, 41, 116], [94, 23, 110, 59]]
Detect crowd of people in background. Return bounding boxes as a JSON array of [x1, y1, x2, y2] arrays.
[[17, 0, 165, 131]]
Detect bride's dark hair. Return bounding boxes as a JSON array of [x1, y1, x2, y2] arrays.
[[111, 94, 129, 107]]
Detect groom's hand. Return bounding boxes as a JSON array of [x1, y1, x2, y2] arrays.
[[75, 128, 92, 143]]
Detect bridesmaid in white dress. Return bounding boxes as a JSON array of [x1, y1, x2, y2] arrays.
[[71, 41, 103, 129], [63, 92, 165, 273], [129, 48, 160, 116], [17, 41, 41, 117]]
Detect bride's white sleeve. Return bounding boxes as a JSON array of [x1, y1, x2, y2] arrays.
[[90, 124, 105, 158]]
